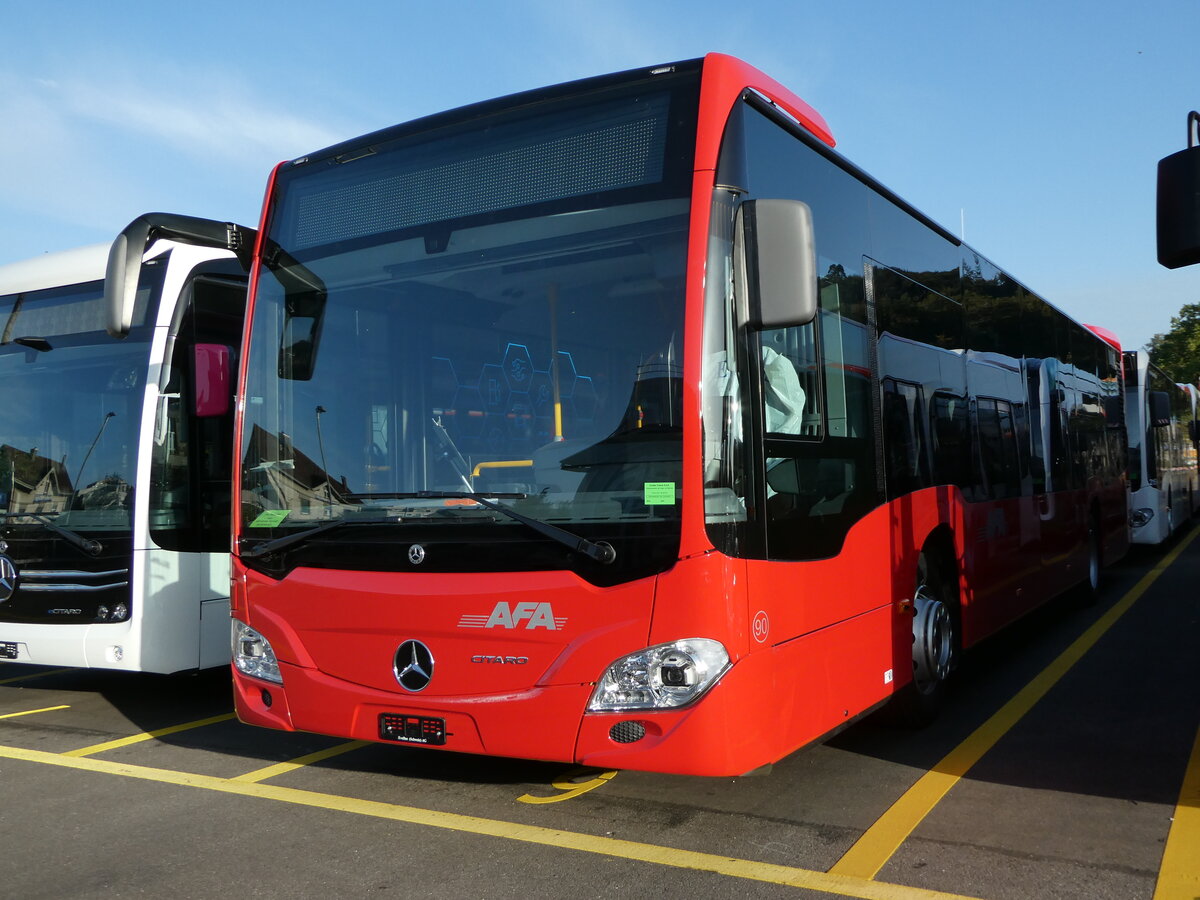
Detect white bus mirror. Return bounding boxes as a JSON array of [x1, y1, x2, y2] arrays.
[[734, 198, 818, 329]]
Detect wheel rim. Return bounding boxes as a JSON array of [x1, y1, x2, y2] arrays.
[[1088, 526, 1100, 590], [912, 584, 953, 694]]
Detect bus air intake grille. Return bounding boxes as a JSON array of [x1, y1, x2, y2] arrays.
[[609, 721, 646, 744]]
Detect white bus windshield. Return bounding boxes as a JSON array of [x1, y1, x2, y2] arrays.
[[0, 267, 162, 530]]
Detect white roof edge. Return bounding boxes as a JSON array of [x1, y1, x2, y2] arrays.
[[0, 243, 112, 294]]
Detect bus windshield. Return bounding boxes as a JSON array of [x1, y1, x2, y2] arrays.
[[0, 272, 160, 531], [240, 74, 699, 570]]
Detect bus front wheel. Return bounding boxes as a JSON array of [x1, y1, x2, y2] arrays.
[[890, 549, 958, 726], [1078, 514, 1102, 606]]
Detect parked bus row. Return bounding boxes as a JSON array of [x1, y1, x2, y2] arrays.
[[2, 55, 1198, 775]]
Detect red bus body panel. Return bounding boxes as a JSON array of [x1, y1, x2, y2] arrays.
[[240, 566, 655, 694]]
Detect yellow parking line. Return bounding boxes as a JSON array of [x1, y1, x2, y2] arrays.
[[1154, 724, 1200, 900], [0, 667, 73, 686], [0, 705, 69, 719], [517, 768, 618, 804], [0, 742, 977, 900], [830, 525, 1199, 880], [231, 740, 370, 783], [62, 713, 236, 757]]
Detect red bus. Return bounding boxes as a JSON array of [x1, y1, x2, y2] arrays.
[[215, 55, 1128, 775]]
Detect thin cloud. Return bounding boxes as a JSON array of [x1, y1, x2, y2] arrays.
[[50, 77, 343, 165], [0, 69, 351, 259]]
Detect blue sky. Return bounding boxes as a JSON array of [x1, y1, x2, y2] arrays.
[[3, 1, 1198, 351]]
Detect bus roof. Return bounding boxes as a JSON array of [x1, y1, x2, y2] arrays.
[[0, 244, 110, 295], [1083, 323, 1122, 353]]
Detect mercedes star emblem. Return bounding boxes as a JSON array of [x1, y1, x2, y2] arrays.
[[0, 555, 18, 603], [393, 640, 434, 692]]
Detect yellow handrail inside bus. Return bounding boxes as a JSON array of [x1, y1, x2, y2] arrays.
[[471, 460, 534, 478], [548, 282, 565, 442]]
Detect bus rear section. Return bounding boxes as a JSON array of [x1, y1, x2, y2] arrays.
[[1124, 350, 1199, 543], [230, 55, 1127, 775], [1180, 383, 1200, 519], [0, 218, 250, 672]]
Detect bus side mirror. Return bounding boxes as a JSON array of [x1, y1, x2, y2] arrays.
[[1157, 111, 1200, 269], [278, 292, 325, 381], [734, 199, 818, 328], [264, 242, 330, 382], [105, 213, 256, 337], [1149, 390, 1172, 427], [194, 343, 232, 417], [1103, 395, 1124, 424]]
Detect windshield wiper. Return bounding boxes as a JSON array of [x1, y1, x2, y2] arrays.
[[238, 516, 396, 559], [0, 512, 102, 556], [397, 491, 616, 565], [13, 336, 53, 353], [239, 494, 618, 565]]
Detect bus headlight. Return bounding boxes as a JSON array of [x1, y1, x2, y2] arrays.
[[1130, 508, 1154, 528], [232, 620, 283, 684], [588, 639, 729, 711]]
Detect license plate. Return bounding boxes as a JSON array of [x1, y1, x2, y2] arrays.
[[379, 713, 446, 745], [0, 642, 18, 660]]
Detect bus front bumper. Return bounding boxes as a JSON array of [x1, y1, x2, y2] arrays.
[[231, 651, 780, 776]]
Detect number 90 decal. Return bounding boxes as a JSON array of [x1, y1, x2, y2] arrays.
[[752, 610, 770, 643]]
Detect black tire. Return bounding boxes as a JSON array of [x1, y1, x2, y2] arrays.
[[888, 548, 958, 727], [1076, 514, 1102, 607]]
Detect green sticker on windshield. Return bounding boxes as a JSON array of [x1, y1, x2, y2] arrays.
[[644, 482, 676, 505], [249, 510, 290, 528]]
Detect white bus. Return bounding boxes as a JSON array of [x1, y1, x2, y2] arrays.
[[0, 214, 253, 672], [1123, 350, 1199, 543], [1179, 381, 1200, 513]]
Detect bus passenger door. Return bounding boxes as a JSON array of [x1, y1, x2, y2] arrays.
[[1029, 355, 1077, 597], [148, 267, 246, 669], [749, 282, 877, 639]]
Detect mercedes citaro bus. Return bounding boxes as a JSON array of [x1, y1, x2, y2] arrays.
[[109, 56, 1127, 774], [0, 215, 252, 672]]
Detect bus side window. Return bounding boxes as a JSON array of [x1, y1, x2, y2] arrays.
[[149, 272, 245, 553], [759, 325, 817, 437], [760, 283, 874, 561], [930, 391, 972, 491], [976, 397, 1021, 500], [883, 378, 929, 496]]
